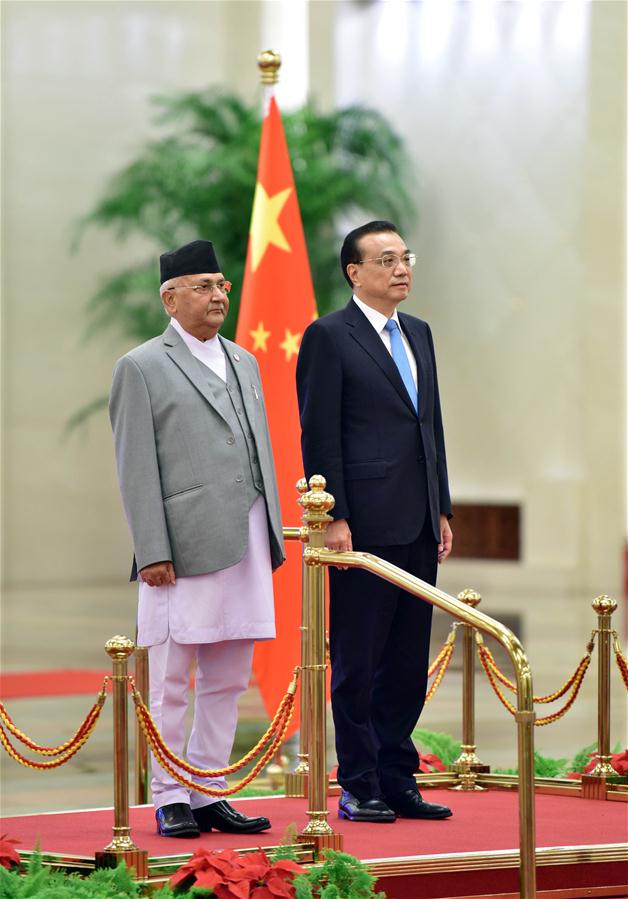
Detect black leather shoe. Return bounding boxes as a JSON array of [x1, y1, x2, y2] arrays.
[[338, 790, 396, 823], [192, 800, 271, 834], [155, 802, 201, 838], [385, 789, 452, 820]]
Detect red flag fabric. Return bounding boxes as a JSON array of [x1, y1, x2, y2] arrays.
[[236, 96, 317, 734]]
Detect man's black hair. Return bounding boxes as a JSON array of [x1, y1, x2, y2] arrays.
[[340, 220, 399, 288]]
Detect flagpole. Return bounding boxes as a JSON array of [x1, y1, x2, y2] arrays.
[[254, 50, 341, 852], [256, 44, 314, 801]]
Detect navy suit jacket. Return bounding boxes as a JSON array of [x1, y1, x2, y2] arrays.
[[296, 299, 451, 546]]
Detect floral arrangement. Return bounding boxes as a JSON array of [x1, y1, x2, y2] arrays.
[[567, 749, 628, 780], [0, 835, 20, 870], [167, 847, 384, 899], [169, 847, 305, 898]]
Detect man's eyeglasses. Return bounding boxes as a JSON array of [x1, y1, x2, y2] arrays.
[[356, 253, 416, 270], [170, 281, 232, 295]]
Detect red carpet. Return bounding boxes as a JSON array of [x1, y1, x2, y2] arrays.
[[0, 670, 110, 699], [3, 791, 626, 858], [3, 792, 627, 897]]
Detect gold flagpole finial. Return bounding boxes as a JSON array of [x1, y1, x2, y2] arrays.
[[258, 49, 281, 84]]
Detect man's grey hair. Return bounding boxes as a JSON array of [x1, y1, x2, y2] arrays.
[[160, 277, 180, 298]]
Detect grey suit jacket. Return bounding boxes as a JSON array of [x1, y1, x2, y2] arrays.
[[109, 322, 285, 579]]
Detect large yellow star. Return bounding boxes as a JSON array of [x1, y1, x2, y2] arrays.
[[249, 183, 293, 271], [250, 320, 271, 352], [279, 329, 301, 362]]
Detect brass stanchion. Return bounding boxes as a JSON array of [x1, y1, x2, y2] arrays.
[[298, 476, 343, 853], [134, 646, 149, 806], [286, 478, 311, 798], [95, 636, 148, 877], [306, 547, 536, 898], [451, 589, 490, 790], [582, 595, 618, 799]]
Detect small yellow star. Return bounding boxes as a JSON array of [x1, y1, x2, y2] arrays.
[[250, 320, 271, 352], [279, 329, 301, 362], [249, 182, 293, 271]]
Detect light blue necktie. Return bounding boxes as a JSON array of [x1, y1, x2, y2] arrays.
[[384, 319, 418, 413]]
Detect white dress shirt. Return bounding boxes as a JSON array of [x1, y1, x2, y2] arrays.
[[170, 315, 227, 381], [353, 295, 418, 389]]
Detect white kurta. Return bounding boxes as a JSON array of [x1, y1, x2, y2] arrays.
[[137, 317, 276, 647]]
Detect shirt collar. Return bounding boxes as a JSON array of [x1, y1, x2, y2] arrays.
[[353, 295, 400, 334], [170, 316, 222, 353]]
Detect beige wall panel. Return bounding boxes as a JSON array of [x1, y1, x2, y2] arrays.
[[0, 0, 263, 680], [1, 1, 263, 595], [334, 0, 626, 603]]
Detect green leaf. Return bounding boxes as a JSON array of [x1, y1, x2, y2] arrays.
[[412, 728, 462, 766], [533, 751, 568, 778], [569, 742, 598, 774]]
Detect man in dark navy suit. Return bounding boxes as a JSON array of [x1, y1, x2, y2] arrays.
[[296, 221, 453, 824]]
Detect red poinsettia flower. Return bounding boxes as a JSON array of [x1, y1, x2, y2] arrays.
[[193, 869, 225, 891], [239, 850, 271, 867], [0, 835, 20, 870], [169, 846, 305, 896], [270, 859, 304, 876], [611, 750, 628, 775], [227, 867, 266, 883], [417, 752, 446, 774], [264, 874, 295, 897], [423, 753, 446, 772], [217, 880, 251, 899], [250, 888, 275, 899]]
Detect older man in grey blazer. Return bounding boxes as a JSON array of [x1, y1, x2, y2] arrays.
[[109, 240, 285, 838]]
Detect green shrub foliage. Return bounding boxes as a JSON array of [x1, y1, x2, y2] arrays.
[[412, 728, 462, 766], [79, 88, 415, 344], [0, 855, 140, 899]]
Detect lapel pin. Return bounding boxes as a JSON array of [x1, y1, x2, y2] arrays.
[[233, 353, 240, 362]]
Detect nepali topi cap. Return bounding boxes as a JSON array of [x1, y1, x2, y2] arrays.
[[160, 240, 221, 283]]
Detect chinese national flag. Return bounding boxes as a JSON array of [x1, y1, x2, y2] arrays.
[[236, 96, 317, 735]]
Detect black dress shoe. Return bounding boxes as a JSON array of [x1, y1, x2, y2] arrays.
[[192, 800, 271, 834], [338, 790, 396, 823], [385, 789, 452, 820], [155, 802, 201, 838]]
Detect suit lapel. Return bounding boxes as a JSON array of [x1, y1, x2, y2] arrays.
[[162, 324, 223, 416], [346, 300, 418, 417]]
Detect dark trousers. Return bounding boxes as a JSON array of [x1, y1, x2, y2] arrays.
[[329, 518, 438, 800]]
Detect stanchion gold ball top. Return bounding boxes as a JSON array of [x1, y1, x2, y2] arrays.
[[592, 595, 617, 615], [300, 474, 335, 515], [458, 588, 482, 607], [257, 49, 281, 84], [296, 477, 309, 495], [309, 474, 327, 491], [105, 635, 135, 659]]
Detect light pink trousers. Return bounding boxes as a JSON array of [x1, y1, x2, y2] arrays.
[[148, 637, 254, 810]]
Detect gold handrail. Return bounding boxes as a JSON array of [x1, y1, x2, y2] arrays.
[[283, 527, 308, 541], [304, 544, 537, 899]]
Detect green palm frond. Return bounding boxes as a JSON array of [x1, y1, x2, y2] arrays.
[[71, 88, 415, 429]]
